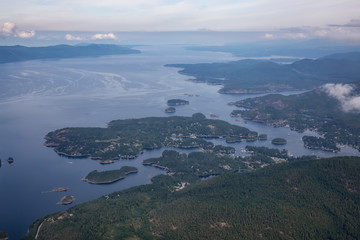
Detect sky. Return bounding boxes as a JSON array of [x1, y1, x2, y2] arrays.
[[1, 0, 360, 44]]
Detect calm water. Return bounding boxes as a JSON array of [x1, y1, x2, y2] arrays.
[[0, 45, 359, 239]]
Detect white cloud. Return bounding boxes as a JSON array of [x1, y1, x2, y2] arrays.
[[322, 83, 360, 112], [91, 33, 117, 40], [65, 34, 82, 40], [2, 22, 16, 36], [1, 22, 36, 38], [322, 83, 353, 101], [343, 96, 360, 112], [1, 1, 360, 39], [263, 33, 275, 39], [16, 30, 36, 38]]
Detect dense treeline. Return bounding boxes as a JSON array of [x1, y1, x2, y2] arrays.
[[271, 138, 287, 145], [44, 113, 258, 160], [302, 135, 340, 152], [83, 166, 138, 184], [0, 44, 140, 63], [166, 52, 360, 94], [24, 156, 360, 239], [232, 84, 360, 151], [143, 150, 246, 182], [167, 99, 189, 106]]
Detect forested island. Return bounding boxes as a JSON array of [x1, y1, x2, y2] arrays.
[[44, 113, 259, 161], [0, 44, 140, 63], [24, 155, 360, 239], [230, 82, 360, 151], [83, 166, 138, 184], [167, 52, 360, 94], [271, 138, 287, 145], [167, 99, 189, 106]]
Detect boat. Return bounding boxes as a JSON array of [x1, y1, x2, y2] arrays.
[[7, 157, 14, 165]]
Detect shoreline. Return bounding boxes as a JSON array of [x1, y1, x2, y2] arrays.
[[82, 169, 139, 184]]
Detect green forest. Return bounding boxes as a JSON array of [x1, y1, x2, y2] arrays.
[[44, 113, 258, 160], [167, 99, 189, 106], [24, 156, 360, 240], [167, 52, 360, 93], [0, 44, 140, 63], [231, 83, 360, 151], [83, 166, 138, 184]]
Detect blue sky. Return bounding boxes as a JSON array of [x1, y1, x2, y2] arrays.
[[1, 0, 360, 43]]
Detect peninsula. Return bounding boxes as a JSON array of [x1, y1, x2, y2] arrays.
[[166, 52, 360, 94], [44, 113, 259, 161], [57, 196, 74, 205], [0, 44, 141, 63]]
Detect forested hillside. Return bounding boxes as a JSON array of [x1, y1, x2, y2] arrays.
[[167, 52, 360, 94], [231, 81, 360, 151], [0, 44, 140, 63], [25, 156, 360, 240]]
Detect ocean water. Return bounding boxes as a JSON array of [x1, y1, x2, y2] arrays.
[[0, 45, 358, 239]]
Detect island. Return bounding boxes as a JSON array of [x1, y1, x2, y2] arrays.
[[164, 107, 176, 113], [0, 44, 141, 63], [166, 52, 360, 94], [82, 166, 138, 184], [230, 81, 360, 151], [42, 187, 69, 194], [44, 113, 259, 161], [271, 138, 287, 145], [258, 134, 268, 140], [167, 99, 189, 106], [57, 196, 74, 205]]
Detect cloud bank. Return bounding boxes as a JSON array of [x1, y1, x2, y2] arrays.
[[1, 0, 360, 35], [91, 33, 117, 40], [322, 83, 360, 112], [1, 22, 35, 38]]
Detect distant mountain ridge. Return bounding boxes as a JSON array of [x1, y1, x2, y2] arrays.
[[167, 52, 360, 94], [0, 44, 141, 63]]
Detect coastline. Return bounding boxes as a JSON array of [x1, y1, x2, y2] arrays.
[[82, 169, 139, 184]]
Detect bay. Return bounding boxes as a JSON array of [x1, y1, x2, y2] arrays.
[[0, 45, 358, 239]]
